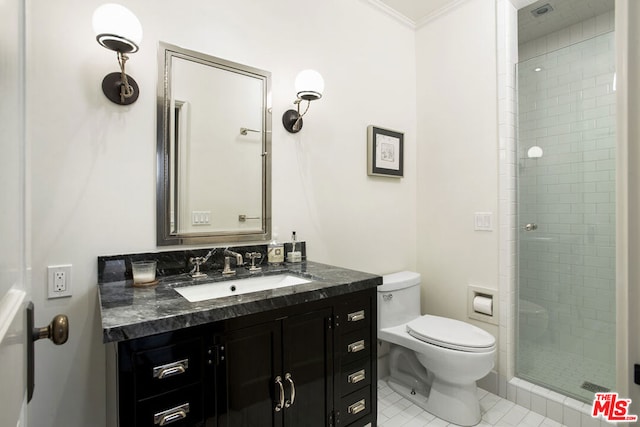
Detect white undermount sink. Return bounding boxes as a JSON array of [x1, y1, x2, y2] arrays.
[[175, 274, 313, 302]]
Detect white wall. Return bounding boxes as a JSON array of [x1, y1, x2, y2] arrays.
[[415, 0, 500, 337], [27, 1, 417, 426]]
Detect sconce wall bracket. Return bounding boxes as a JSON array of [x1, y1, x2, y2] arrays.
[[96, 34, 139, 54], [282, 109, 302, 133], [101, 72, 139, 105]]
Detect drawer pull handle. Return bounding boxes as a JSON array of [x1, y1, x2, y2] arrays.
[[153, 359, 189, 380], [348, 369, 366, 384], [348, 340, 365, 353], [348, 399, 366, 415], [274, 376, 285, 412], [154, 403, 189, 426], [285, 373, 296, 408], [347, 310, 365, 322]]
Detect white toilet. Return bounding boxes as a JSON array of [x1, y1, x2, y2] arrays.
[[378, 271, 496, 426]]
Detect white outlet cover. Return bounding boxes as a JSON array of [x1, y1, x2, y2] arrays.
[[47, 265, 72, 299]]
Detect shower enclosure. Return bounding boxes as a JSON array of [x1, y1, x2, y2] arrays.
[[516, 31, 616, 402]]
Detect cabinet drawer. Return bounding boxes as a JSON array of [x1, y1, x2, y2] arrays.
[[134, 338, 203, 399], [339, 386, 371, 426], [340, 358, 372, 397], [337, 298, 371, 335], [136, 384, 203, 427], [339, 329, 371, 366]]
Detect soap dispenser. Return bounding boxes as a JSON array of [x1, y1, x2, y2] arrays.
[[287, 231, 302, 263], [267, 234, 284, 264]]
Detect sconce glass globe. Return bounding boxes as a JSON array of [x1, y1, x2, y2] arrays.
[[295, 69, 324, 101], [92, 3, 143, 53]]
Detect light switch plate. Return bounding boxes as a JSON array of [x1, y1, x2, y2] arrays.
[[474, 212, 493, 231]]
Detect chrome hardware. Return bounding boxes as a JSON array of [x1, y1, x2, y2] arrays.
[[222, 257, 236, 276], [348, 369, 366, 384], [238, 214, 260, 222], [224, 249, 244, 267], [240, 127, 260, 136], [348, 399, 366, 415], [285, 373, 296, 408], [153, 359, 189, 380], [347, 310, 365, 322], [154, 403, 189, 426], [275, 376, 285, 412], [382, 293, 393, 301], [245, 252, 262, 272], [523, 223, 538, 231], [189, 248, 216, 278], [348, 340, 365, 353]]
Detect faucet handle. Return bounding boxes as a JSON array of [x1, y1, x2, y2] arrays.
[[245, 252, 262, 272]]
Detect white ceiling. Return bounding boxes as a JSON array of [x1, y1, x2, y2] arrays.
[[377, 0, 614, 43]]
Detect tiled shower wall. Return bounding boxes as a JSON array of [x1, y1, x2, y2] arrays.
[[516, 26, 616, 392], [497, 3, 618, 424]]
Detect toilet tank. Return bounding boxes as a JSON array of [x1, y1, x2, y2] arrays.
[[378, 271, 421, 329]]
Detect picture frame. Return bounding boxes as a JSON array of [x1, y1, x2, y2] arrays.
[[367, 125, 404, 178]]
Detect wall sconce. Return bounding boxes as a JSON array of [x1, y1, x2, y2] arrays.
[[92, 3, 143, 105], [282, 70, 324, 133]]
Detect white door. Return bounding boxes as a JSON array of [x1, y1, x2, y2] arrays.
[[0, 0, 29, 426]]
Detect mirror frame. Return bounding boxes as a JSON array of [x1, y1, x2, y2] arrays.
[[156, 42, 272, 246]]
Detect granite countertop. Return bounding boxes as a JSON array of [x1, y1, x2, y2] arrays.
[[98, 261, 381, 343]]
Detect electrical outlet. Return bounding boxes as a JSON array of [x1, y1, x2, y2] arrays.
[[48, 265, 72, 299]]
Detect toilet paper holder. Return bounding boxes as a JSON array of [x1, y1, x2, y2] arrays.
[[467, 285, 498, 325]]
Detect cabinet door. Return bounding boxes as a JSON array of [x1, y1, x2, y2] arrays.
[[282, 308, 333, 427], [217, 321, 283, 427]]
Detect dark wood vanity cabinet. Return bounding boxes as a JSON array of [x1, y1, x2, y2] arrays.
[[217, 307, 333, 427], [113, 288, 376, 427]]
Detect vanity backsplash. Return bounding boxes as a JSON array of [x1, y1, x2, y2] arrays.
[[98, 242, 306, 283]]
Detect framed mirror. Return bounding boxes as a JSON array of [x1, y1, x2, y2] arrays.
[[157, 42, 271, 246]]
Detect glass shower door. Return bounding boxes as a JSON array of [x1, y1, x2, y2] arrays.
[[516, 32, 616, 402]]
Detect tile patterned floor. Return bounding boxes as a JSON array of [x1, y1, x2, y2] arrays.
[[377, 379, 568, 427], [517, 340, 614, 403]]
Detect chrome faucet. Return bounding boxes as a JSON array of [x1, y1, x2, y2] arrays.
[[222, 249, 244, 276], [189, 248, 215, 278], [224, 249, 243, 267]]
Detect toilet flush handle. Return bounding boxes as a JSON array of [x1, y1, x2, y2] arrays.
[[382, 294, 393, 301]]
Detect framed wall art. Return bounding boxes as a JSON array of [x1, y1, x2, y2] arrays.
[[367, 125, 404, 178]]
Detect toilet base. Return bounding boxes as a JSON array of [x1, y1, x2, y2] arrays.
[[386, 376, 482, 426]]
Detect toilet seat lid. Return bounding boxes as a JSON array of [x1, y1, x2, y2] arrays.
[[406, 315, 496, 353]]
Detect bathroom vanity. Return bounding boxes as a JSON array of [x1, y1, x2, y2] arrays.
[[98, 255, 380, 427]]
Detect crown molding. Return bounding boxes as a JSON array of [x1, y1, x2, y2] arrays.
[[362, 0, 417, 29], [415, 0, 471, 28]]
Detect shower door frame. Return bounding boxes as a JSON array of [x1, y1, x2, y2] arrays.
[[498, 0, 631, 403]]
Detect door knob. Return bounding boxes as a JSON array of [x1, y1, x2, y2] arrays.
[[33, 313, 69, 345], [27, 302, 69, 403]]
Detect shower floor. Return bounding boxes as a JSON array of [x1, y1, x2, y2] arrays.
[[517, 340, 615, 402]]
